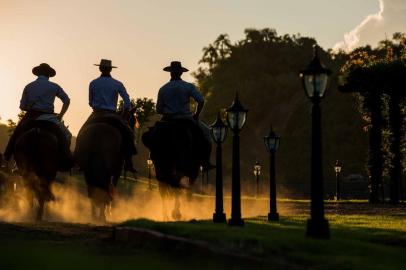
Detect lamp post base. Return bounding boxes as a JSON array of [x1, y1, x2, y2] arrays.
[[228, 218, 244, 226], [267, 212, 279, 221], [213, 212, 226, 223], [306, 218, 330, 239]]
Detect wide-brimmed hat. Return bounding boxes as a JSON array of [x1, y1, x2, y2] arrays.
[[163, 61, 189, 72], [94, 59, 117, 68], [32, 63, 56, 77]]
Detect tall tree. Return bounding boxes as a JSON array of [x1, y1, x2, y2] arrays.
[[195, 28, 366, 195]]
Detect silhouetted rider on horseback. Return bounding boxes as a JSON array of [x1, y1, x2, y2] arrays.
[[80, 59, 137, 173], [156, 61, 212, 170], [3, 63, 73, 170]]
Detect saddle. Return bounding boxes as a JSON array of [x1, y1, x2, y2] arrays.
[[23, 120, 67, 149], [81, 112, 137, 155], [13, 120, 72, 169]]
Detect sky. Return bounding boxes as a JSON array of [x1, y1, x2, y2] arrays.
[[0, 0, 403, 135]]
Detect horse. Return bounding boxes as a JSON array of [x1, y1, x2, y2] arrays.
[[143, 118, 203, 220], [74, 121, 124, 223], [13, 122, 60, 221]]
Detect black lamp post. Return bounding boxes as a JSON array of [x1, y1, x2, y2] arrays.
[[334, 160, 343, 201], [226, 93, 248, 226], [253, 161, 261, 197], [147, 158, 153, 190], [264, 127, 280, 221], [300, 44, 332, 239], [210, 112, 228, 223]]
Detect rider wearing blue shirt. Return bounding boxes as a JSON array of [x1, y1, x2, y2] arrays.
[[156, 61, 213, 170], [89, 76, 130, 112], [157, 79, 204, 116], [81, 59, 137, 173], [4, 63, 73, 170]]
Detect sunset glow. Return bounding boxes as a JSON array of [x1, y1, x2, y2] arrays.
[[0, 0, 398, 134]]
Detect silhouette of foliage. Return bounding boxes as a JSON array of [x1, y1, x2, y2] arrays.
[[339, 33, 406, 202], [118, 97, 156, 141], [194, 28, 366, 196]]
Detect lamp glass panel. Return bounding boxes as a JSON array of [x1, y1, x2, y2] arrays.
[[275, 138, 280, 151], [227, 111, 238, 130], [212, 126, 227, 143], [211, 127, 221, 143], [268, 137, 277, 151], [220, 127, 227, 142], [303, 74, 315, 98], [303, 73, 329, 98], [237, 111, 247, 130], [315, 73, 328, 97]]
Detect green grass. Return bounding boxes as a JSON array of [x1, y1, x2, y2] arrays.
[[0, 227, 258, 270], [121, 214, 406, 270]]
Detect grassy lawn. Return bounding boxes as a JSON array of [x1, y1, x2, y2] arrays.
[[0, 222, 257, 270], [121, 214, 406, 270]]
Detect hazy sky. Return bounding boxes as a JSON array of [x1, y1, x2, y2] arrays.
[[0, 0, 402, 134]]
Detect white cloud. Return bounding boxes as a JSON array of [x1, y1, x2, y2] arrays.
[[333, 0, 406, 51]]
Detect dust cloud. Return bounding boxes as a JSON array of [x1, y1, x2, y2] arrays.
[[0, 173, 290, 224]]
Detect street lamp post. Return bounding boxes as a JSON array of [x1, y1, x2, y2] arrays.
[[253, 161, 261, 197], [264, 127, 280, 221], [300, 44, 332, 239], [334, 160, 343, 201], [226, 93, 248, 226], [210, 112, 228, 223], [147, 158, 153, 190]]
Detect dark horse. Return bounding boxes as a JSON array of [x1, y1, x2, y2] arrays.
[[13, 121, 60, 221], [143, 118, 202, 220], [74, 122, 124, 222]]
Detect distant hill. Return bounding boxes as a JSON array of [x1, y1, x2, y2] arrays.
[[195, 29, 368, 195]]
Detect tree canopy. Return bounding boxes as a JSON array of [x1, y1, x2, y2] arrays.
[[194, 28, 367, 195]]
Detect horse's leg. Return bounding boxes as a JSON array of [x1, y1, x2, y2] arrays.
[[36, 196, 44, 221], [99, 203, 107, 223], [159, 183, 169, 221], [107, 202, 113, 217], [171, 188, 182, 221], [186, 177, 197, 202], [91, 201, 98, 221]]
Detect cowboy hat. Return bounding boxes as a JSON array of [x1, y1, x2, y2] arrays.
[[163, 61, 189, 72], [32, 63, 56, 77], [94, 59, 117, 68]]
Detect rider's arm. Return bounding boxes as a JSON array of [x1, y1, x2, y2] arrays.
[[89, 82, 94, 108], [190, 84, 205, 120], [56, 85, 70, 120], [156, 89, 164, 114], [19, 87, 29, 111], [118, 83, 131, 111], [194, 101, 204, 120]]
